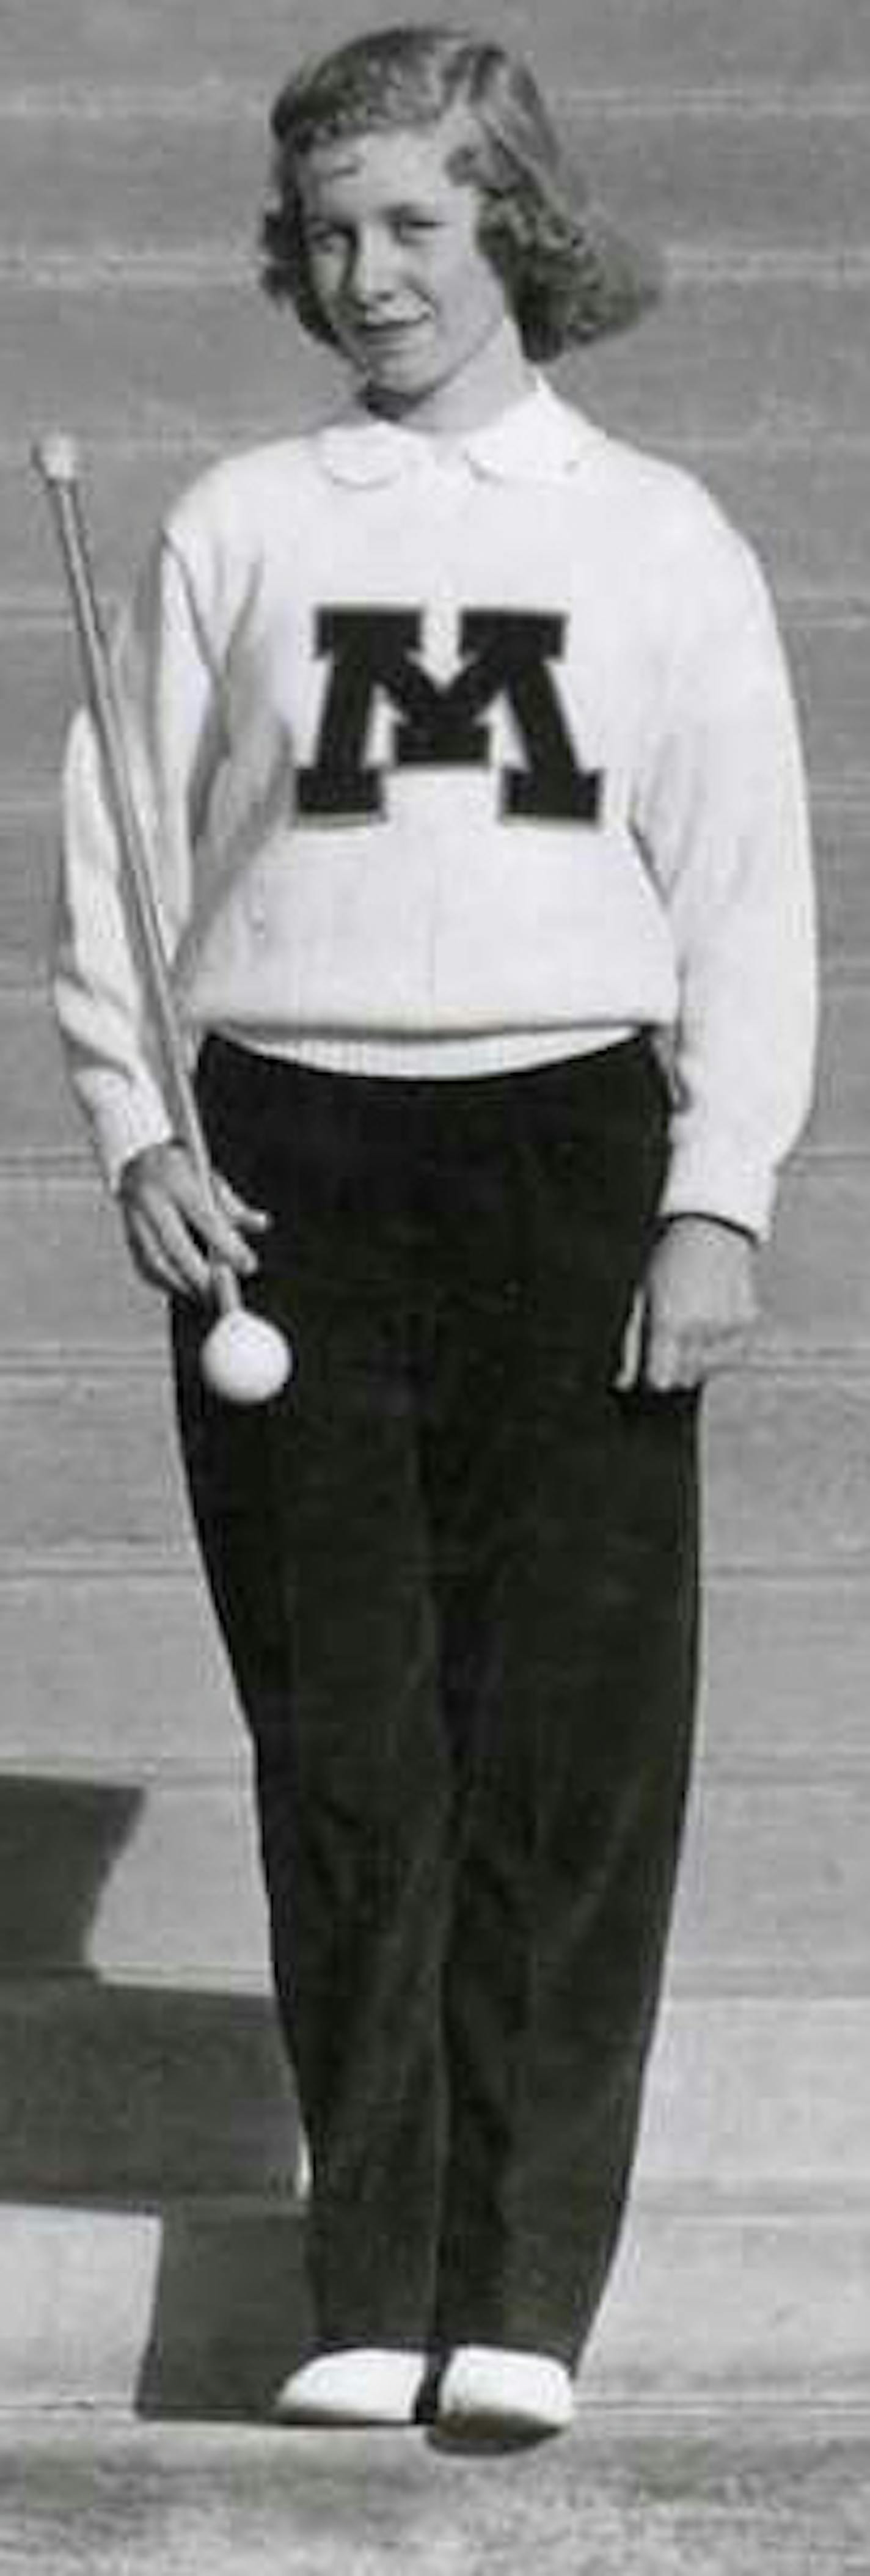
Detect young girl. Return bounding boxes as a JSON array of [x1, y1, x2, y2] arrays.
[[53, 24, 817, 2438]]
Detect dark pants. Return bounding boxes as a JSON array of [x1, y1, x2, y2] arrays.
[[172, 1034, 700, 2368]]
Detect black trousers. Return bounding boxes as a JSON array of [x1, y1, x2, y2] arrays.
[[172, 1034, 700, 2368]]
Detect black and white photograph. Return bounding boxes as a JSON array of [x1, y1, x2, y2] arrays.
[[1, 3, 868, 2566]]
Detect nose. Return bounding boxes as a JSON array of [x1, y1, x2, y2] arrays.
[[346, 226, 399, 306]]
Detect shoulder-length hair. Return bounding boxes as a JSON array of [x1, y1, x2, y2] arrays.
[[259, 23, 662, 359]]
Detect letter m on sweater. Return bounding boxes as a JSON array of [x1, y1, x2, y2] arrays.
[[296, 608, 603, 823]]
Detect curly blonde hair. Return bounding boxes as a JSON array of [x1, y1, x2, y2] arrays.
[[260, 24, 661, 360]]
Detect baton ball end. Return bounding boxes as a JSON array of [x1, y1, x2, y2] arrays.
[[200, 1307, 293, 1406], [33, 432, 81, 489]]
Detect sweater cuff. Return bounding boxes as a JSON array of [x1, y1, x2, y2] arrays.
[[659, 1130, 777, 1243], [78, 1079, 176, 1197]]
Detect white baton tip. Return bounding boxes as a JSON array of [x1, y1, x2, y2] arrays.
[[33, 431, 81, 487], [200, 1308, 293, 1406]]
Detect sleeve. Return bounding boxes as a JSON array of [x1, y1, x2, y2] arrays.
[[633, 511, 819, 1240], [51, 527, 225, 1192]]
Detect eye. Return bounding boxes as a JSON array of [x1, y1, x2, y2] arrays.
[[392, 214, 442, 241], [306, 224, 347, 257]]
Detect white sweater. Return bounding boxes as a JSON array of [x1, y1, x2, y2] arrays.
[[54, 377, 817, 1236]]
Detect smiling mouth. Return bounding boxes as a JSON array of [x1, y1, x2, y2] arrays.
[[346, 316, 428, 342]]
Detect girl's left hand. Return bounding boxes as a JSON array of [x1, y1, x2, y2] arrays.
[[617, 1215, 759, 1393]]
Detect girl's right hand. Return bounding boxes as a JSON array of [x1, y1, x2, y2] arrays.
[[118, 1140, 271, 1300]]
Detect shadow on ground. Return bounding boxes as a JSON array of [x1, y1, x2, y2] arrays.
[[0, 1774, 312, 2418]]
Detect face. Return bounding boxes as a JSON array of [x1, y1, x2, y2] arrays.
[[298, 119, 513, 404]]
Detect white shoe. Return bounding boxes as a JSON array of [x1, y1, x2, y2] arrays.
[[274, 2347, 426, 2426], [437, 2345, 574, 2439]]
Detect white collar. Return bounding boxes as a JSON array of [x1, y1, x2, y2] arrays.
[[316, 376, 604, 488]]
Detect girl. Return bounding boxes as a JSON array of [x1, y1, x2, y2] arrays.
[[53, 25, 816, 2438]]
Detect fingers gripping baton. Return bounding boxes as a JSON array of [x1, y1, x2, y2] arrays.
[[34, 433, 291, 1406]]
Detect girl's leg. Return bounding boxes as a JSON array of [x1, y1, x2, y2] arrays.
[[172, 1044, 451, 2352], [414, 1044, 700, 2369], [433, 1386, 699, 2368]]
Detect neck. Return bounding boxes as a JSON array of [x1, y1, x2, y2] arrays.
[[362, 316, 534, 434]]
